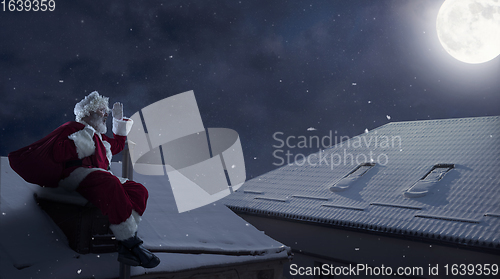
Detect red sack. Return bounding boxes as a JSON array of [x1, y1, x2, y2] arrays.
[[8, 122, 77, 188]]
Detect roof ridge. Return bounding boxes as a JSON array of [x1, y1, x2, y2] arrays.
[[383, 115, 500, 126]]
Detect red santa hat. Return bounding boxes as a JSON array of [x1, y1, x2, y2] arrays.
[[74, 91, 110, 122]]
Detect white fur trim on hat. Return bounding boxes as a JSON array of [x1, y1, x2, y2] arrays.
[[112, 117, 134, 136], [109, 214, 138, 241], [74, 91, 110, 122], [68, 127, 96, 159], [58, 167, 106, 192]]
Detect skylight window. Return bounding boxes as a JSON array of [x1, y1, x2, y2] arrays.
[[349, 164, 374, 177], [330, 163, 375, 192], [404, 164, 454, 198], [421, 164, 454, 182]]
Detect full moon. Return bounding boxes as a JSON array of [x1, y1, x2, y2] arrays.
[[436, 0, 500, 64]]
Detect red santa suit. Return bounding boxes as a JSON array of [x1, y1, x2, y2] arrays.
[[54, 117, 147, 240], [9, 91, 160, 267]]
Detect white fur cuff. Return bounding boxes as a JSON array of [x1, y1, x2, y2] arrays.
[[113, 117, 133, 136], [58, 167, 106, 192], [109, 214, 138, 241], [68, 127, 96, 159], [131, 210, 142, 225]]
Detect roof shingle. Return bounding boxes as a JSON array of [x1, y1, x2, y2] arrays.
[[224, 116, 500, 250]]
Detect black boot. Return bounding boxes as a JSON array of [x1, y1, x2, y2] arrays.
[[117, 234, 160, 268], [117, 242, 141, 266]]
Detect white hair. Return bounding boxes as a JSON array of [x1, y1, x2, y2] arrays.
[[74, 91, 109, 122]]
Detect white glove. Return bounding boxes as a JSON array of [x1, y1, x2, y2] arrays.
[[112, 102, 123, 120]]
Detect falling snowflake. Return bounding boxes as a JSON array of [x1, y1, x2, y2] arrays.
[[77, 269, 82, 274], [307, 127, 317, 131], [364, 128, 369, 133], [386, 115, 391, 120]]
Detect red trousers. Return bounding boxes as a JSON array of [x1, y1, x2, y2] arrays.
[[76, 170, 149, 224]]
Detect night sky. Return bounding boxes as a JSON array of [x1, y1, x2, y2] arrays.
[[1, 0, 499, 179]]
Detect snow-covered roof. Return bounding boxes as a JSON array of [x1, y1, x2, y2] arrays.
[[223, 116, 500, 251], [0, 157, 289, 279]]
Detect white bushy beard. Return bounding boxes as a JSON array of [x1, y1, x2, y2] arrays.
[[86, 113, 108, 134]]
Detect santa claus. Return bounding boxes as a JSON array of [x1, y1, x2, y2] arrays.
[[54, 91, 160, 268]]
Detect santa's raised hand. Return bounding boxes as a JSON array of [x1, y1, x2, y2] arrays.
[[112, 102, 123, 120]]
